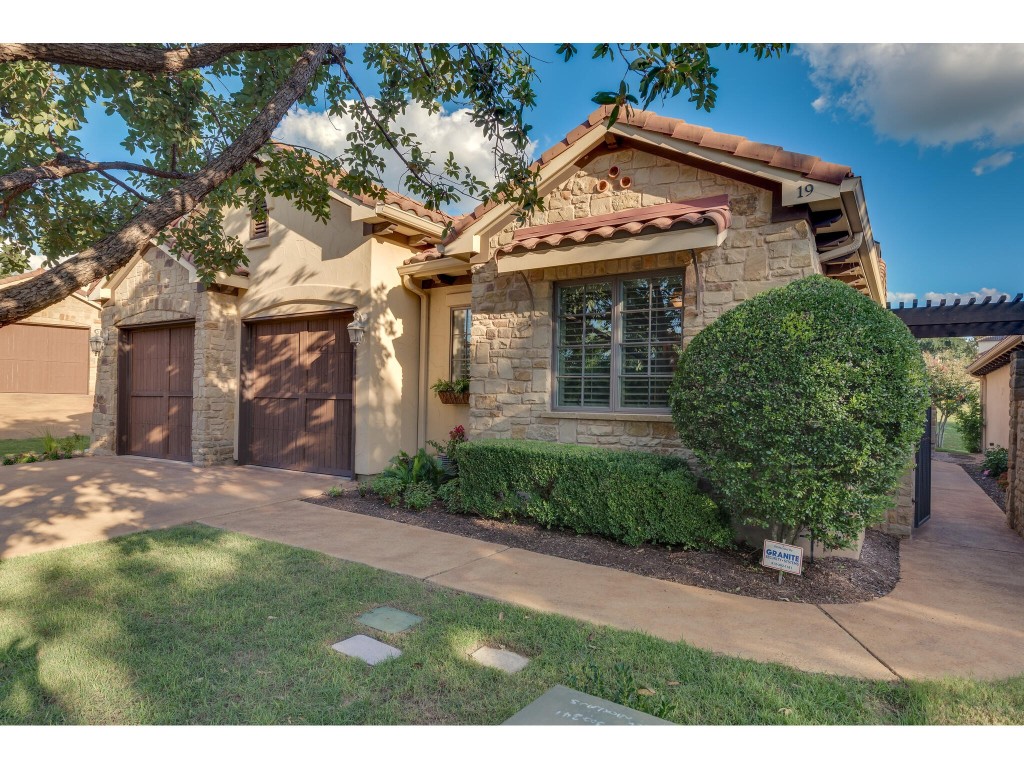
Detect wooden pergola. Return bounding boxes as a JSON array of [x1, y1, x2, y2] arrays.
[[888, 293, 1024, 339]]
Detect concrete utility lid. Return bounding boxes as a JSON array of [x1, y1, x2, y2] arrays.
[[356, 606, 423, 634], [331, 635, 402, 665], [470, 646, 531, 674], [503, 685, 671, 726]]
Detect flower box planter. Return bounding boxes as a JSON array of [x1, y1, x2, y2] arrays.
[[437, 391, 470, 405]]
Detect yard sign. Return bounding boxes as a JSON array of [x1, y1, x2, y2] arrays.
[[761, 539, 803, 575]]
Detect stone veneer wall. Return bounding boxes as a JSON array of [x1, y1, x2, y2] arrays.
[[91, 248, 239, 466], [23, 293, 102, 394], [469, 147, 821, 455], [880, 466, 915, 538], [1007, 350, 1024, 535]]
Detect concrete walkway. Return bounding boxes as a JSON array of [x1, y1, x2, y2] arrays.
[[0, 455, 333, 558], [3, 455, 1021, 681], [204, 460, 1024, 682]]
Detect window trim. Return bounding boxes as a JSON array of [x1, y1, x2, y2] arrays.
[[449, 305, 472, 381], [551, 269, 683, 414]]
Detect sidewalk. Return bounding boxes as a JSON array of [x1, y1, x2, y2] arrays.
[[202, 460, 1024, 682]]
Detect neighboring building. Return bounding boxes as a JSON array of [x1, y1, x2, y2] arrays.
[[0, 268, 102, 396], [968, 335, 1024, 452], [88, 107, 886, 481]]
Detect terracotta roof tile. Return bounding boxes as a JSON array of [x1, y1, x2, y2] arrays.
[[496, 195, 730, 257], [698, 130, 745, 153], [806, 159, 854, 186], [402, 247, 444, 266], [733, 140, 782, 163], [767, 149, 818, 176], [670, 122, 710, 143]]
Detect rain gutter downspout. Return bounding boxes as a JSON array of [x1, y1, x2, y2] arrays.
[[402, 274, 430, 448]]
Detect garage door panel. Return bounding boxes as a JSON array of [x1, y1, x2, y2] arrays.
[[0, 323, 89, 394], [121, 324, 194, 462], [243, 313, 354, 475]]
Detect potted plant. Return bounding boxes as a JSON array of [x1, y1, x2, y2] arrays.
[[431, 377, 470, 405]]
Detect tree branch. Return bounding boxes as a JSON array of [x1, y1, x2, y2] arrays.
[[0, 43, 331, 327], [0, 43, 300, 73], [0, 156, 192, 197]]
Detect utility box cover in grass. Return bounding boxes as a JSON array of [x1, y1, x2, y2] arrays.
[[503, 685, 671, 726]]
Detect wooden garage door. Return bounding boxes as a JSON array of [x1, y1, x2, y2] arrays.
[[0, 323, 89, 394], [241, 313, 354, 475], [119, 324, 194, 461]]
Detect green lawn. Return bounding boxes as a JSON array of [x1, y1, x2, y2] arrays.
[[0, 434, 90, 456], [2, 524, 1022, 725], [938, 417, 970, 454]]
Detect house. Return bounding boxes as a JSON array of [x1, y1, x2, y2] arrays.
[[87, 107, 887, 488], [968, 335, 1024, 452], [0, 268, 102, 438]]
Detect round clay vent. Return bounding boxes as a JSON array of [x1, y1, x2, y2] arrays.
[[619, 176, 633, 189], [608, 165, 620, 179], [596, 179, 610, 193]]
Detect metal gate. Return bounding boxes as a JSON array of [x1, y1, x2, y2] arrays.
[[914, 407, 932, 528]]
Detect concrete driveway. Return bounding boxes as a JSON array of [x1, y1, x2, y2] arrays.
[[0, 393, 94, 440], [0, 455, 334, 559]]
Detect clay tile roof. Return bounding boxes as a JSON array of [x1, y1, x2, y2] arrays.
[[444, 107, 854, 243], [496, 195, 731, 257], [402, 247, 445, 266]]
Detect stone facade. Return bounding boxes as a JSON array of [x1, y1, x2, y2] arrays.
[[880, 466, 916, 538], [1007, 350, 1024, 535], [91, 247, 240, 466], [20, 291, 102, 394], [469, 147, 821, 454]]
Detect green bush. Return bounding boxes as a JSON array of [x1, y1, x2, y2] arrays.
[[371, 476, 407, 507], [403, 482, 436, 511], [958, 390, 983, 454], [436, 477, 466, 513], [382, 448, 446, 490], [457, 439, 730, 548], [357, 481, 371, 498], [669, 275, 929, 549], [983, 447, 1009, 477], [1, 455, 14, 466], [325, 486, 345, 498]]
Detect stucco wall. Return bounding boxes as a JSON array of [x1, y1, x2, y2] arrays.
[[425, 285, 472, 447], [468, 147, 821, 454], [18, 292, 102, 394], [226, 195, 421, 475], [982, 365, 1012, 451], [92, 245, 239, 465]]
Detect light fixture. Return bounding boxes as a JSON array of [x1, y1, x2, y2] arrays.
[[89, 330, 104, 356], [347, 312, 368, 347], [669, 287, 684, 309]]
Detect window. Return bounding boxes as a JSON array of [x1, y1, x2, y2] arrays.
[[450, 307, 472, 380], [554, 273, 683, 411], [250, 198, 269, 240]]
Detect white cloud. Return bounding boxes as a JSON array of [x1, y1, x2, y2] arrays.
[[889, 287, 1012, 304], [275, 103, 537, 215], [972, 150, 1014, 175], [799, 44, 1024, 148]]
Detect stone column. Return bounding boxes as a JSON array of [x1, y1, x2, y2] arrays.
[[1007, 349, 1024, 534], [190, 288, 240, 466]]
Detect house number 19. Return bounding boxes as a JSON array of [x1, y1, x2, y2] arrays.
[[796, 183, 815, 198]]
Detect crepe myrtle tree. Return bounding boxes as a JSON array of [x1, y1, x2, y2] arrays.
[[0, 43, 788, 324], [669, 276, 929, 550]]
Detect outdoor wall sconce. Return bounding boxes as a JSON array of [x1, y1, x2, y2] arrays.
[[89, 330, 104, 356], [347, 312, 368, 347]]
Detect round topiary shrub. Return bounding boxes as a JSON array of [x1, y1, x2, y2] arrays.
[[669, 274, 928, 549]]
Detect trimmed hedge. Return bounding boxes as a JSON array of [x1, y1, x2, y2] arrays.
[[457, 439, 732, 549]]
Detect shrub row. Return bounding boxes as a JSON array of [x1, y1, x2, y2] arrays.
[[457, 439, 731, 549]]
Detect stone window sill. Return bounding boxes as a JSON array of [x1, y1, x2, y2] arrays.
[[538, 411, 674, 423], [245, 237, 270, 250]]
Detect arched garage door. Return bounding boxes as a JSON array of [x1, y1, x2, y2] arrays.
[[240, 312, 354, 476]]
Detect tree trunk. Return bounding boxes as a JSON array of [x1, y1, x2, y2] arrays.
[[0, 44, 329, 327], [0, 43, 298, 73]]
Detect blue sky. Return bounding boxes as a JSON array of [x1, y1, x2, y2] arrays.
[[74, 44, 1023, 302]]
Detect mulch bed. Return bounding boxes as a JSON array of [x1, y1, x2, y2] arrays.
[[308, 493, 901, 605], [935, 451, 1007, 510]]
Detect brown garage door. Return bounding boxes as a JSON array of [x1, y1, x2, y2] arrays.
[[0, 323, 89, 394], [241, 313, 354, 476], [118, 324, 194, 461]]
